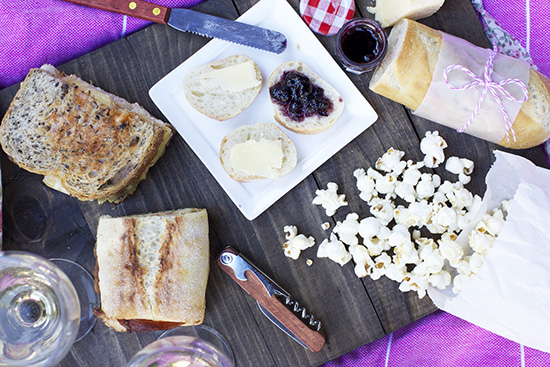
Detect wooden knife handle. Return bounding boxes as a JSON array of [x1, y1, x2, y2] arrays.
[[62, 0, 170, 24], [217, 248, 326, 352]]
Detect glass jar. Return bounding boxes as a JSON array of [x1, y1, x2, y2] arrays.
[[335, 18, 387, 75]]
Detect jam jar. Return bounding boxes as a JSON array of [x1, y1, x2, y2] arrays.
[[335, 18, 388, 75]]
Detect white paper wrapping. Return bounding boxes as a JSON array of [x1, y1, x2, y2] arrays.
[[414, 33, 530, 143], [428, 151, 550, 352]]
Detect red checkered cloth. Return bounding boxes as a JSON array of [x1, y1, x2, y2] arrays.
[[300, 0, 355, 36]]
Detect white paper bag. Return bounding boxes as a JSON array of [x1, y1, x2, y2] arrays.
[[428, 150, 550, 352]]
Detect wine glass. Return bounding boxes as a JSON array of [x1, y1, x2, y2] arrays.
[[128, 325, 235, 367], [49, 257, 99, 342], [0, 251, 80, 366]]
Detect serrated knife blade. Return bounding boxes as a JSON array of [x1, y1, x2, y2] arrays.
[[62, 0, 287, 54]]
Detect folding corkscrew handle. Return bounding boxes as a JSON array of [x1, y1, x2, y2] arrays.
[[217, 247, 326, 352]]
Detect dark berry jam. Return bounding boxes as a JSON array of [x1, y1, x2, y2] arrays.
[[341, 26, 381, 64], [269, 71, 332, 122], [335, 19, 387, 74]]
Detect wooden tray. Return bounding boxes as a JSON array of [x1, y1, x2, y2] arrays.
[[1, 0, 547, 366]]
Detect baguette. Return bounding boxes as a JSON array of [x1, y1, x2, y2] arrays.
[[0, 64, 173, 203], [220, 123, 297, 181], [182, 55, 262, 121], [369, 19, 550, 149], [268, 61, 344, 134], [94, 208, 209, 332]]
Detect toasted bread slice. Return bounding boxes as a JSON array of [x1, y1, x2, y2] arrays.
[[220, 123, 297, 181], [268, 61, 344, 134], [183, 55, 262, 121], [94, 208, 209, 332], [0, 65, 173, 203]]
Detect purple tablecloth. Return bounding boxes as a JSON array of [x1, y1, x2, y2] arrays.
[[1, 1, 550, 366]]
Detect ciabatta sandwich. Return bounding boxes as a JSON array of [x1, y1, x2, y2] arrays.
[[0, 64, 173, 203], [94, 208, 209, 332]]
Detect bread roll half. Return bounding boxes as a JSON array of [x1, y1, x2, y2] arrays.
[[183, 55, 262, 121], [369, 19, 550, 149], [220, 123, 297, 181], [268, 61, 344, 134]]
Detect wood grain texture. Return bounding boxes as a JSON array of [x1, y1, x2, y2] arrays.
[[0, 0, 548, 366]]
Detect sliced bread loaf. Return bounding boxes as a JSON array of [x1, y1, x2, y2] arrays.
[[0, 64, 173, 203]]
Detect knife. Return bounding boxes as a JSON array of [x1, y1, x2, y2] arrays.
[[217, 247, 326, 352], [62, 0, 287, 54]]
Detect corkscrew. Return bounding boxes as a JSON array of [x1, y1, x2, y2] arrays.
[[217, 247, 325, 352]]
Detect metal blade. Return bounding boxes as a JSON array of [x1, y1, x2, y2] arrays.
[[167, 9, 287, 54], [257, 302, 308, 350]]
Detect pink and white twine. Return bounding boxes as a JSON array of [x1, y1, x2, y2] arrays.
[[443, 46, 529, 142]]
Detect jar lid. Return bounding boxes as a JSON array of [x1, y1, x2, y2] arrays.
[[299, 0, 356, 36]]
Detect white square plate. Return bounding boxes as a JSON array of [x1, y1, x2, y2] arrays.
[[149, 0, 378, 220]]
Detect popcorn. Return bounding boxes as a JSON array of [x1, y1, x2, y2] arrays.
[[375, 173, 397, 196], [299, 130, 510, 301], [354, 168, 377, 202], [364, 236, 391, 256], [312, 182, 348, 216], [438, 233, 463, 262], [370, 252, 392, 280], [416, 174, 436, 199], [317, 233, 352, 266], [368, 197, 395, 225], [306, 259, 313, 266], [282, 226, 315, 260], [375, 148, 406, 174], [468, 229, 495, 256], [333, 213, 360, 245], [358, 216, 380, 240], [427, 271, 452, 289], [321, 222, 330, 231], [395, 181, 416, 203], [427, 205, 459, 234], [349, 244, 374, 278], [420, 131, 447, 168], [399, 273, 429, 298], [445, 157, 474, 176], [402, 165, 423, 186], [385, 262, 407, 282]]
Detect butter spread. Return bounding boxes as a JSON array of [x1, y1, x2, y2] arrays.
[[201, 61, 261, 92], [367, 0, 444, 28], [230, 138, 283, 178]]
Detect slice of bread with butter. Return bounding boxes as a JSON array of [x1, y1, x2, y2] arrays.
[[182, 55, 262, 121], [220, 123, 297, 181]]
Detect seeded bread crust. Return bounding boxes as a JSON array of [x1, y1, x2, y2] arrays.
[[268, 61, 344, 134], [0, 65, 173, 202], [94, 208, 209, 332]]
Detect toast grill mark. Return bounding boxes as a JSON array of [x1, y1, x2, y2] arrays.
[[155, 219, 177, 311], [120, 219, 147, 307]]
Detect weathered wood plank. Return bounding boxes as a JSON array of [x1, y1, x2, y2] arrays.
[[1, 0, 547, 366]]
